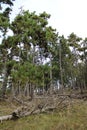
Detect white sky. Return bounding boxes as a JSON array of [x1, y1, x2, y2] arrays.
[[5, 0, 87, 38]]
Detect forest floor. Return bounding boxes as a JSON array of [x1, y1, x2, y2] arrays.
[[0, 98, 87, 130]]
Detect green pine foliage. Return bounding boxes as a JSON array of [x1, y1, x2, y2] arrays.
[[0, 0, 87, 97]]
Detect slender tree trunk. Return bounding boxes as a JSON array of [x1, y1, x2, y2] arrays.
[[18, 81, 21, 96], [50, 64, 52, 94], [11, 82, 15, 97], [49, 54, 53, 94], [1, 59, 8, 98], [30, 84, 34, 100], [26, 81, 29, 97], [59, 42, 63, 93], [42, 74, 45, 95]]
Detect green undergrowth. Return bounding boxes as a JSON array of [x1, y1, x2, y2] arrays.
[[0, 99, 87, 130]]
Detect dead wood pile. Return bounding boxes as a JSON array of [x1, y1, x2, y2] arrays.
[[0, 94, 73, 122]]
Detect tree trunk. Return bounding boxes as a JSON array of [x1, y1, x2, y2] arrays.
[[1, 65, 8, 98], [59, 42, 63, 93]]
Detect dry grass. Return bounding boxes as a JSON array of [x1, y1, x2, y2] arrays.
[[0, 99, 19, 116], [0, 99, 87, 130]]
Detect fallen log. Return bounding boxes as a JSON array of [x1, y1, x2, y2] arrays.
[[0, 95, 73, 122], [0, 115, 12, 123], [12, 97, 29, 106]]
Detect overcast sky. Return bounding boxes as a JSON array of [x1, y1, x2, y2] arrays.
[[10, 0, 87, 38]]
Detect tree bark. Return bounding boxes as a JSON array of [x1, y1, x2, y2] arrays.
[[1, 65, 8, 98]]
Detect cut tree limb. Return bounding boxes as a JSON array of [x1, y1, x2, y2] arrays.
[[0, 115, 12, 123], [0, 95, 73, 122]]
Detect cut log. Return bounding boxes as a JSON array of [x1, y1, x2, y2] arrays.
[[13, 97, 29, 106], [0, 115, 12, 123], [0, 94, 74, 122]]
